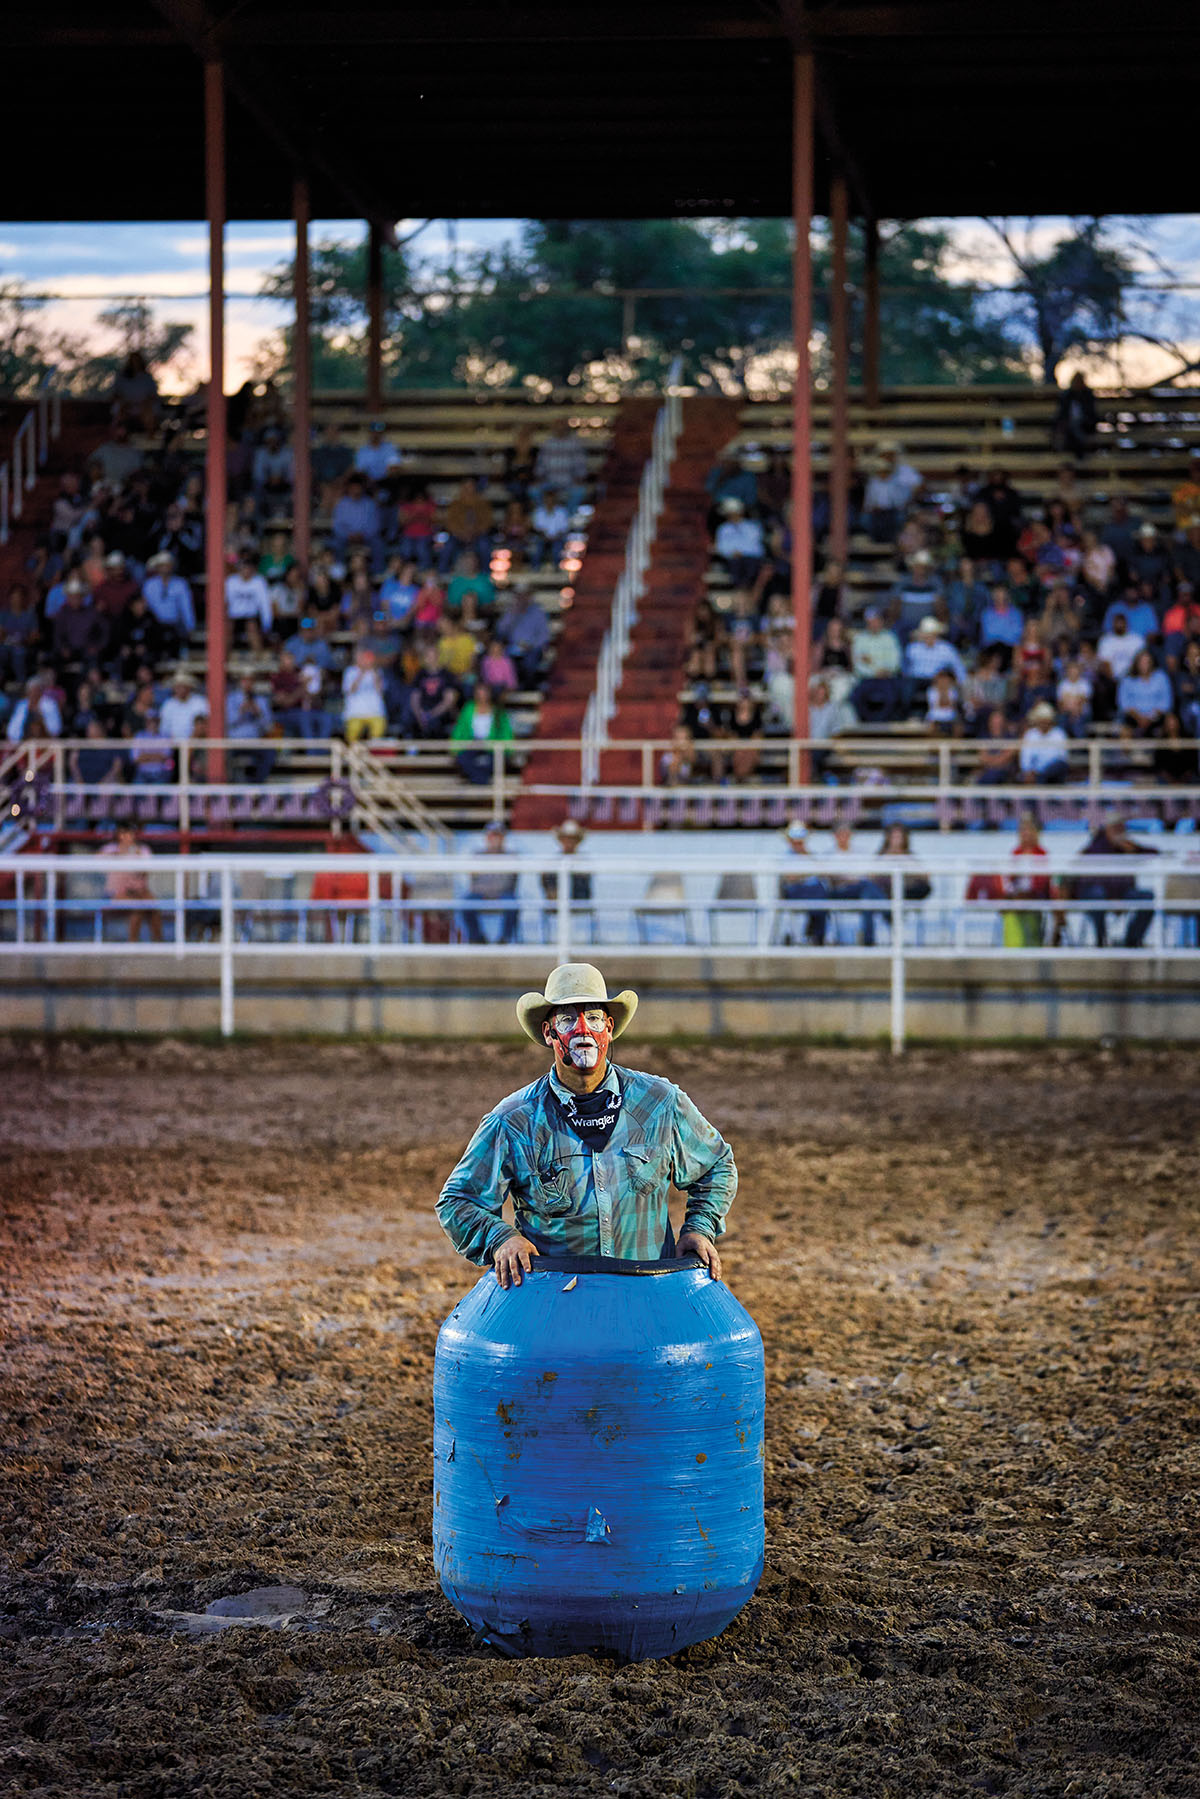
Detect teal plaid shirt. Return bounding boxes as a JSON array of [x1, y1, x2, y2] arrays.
[[436, 1062, 737, 1267]]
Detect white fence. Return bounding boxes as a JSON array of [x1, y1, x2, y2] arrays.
[[2, 849, 1198, 1052]]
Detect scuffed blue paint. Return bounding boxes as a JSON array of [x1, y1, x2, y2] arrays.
[[432, 1256, 765, 1661]]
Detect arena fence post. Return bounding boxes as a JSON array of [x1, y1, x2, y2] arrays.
[[890, 866, 906, 1055], [174, 867, 185, 957], [219, 866, 235, 1037]]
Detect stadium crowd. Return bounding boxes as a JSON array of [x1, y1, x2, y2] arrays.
[[1, 368, 590, 787], [679, 404, 1200, 786]]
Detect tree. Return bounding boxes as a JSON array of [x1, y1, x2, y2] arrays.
[[980, 217, 1140, 384]]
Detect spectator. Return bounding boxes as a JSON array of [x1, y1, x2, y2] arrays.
[[355, 420, 404, 487], [1162, 582, 1200, 668], [284, 615, 335, 674], [495, 583, 551, 688], [1018, 700, 1070, 784], [1175, 639, 1200, 735], [113, 591, 168, 682], [925, 668, 962, 736], [978, 584, 1024, 660], [479, 635, 518, 696], [397, 485, 438, 568], [463, 818, 520, 944], [713, 499, 765, 589], [452, 680, 513, 785], [226, 548, 273, 650], [110, 352, 159, 432], [1154, 712, 1196, 784], [530, 489, 571, 571], [225, 674, 274, 781], [442, 479, 495, 570], [151, 501, 202, 578], [533, 421, 589, 508], [271, 650, 331, 741], [1129, 522, 1171, 599], [850, 606, 903, 722], [1174, 523, 1200, 591], [160, 672, 209, 749], [437, 614, 479, 684], [48, 471, 87, 554], [91, 421, 143, 488], [379, 556, 421, 628], [974, 708, 1019, 784], [777, 819, 829, 945], [890, 548, 943, 639], [409, 646, 459, 740], [1076, 816, 1158, 947], [309, 837, 372, 944], [863, 440, 922, 543], [341, 647, 388, 742], [728, 689, 764, 781], [412, 572, 445, 632], [6, 676, 62, 742], [331, 473, 383, 565], [903, 617, 966, 712], [1052, 372, 1098, 457], [726, 589, 760, 689], [1078, 528, 1117, 600], [1100, 496, 1137, 578], [961, 498, 1000, 563], [1171, 450, 1200, 534], [142, 551, 196, 647], [1097, 612, 1145, 685], [252, 426, 294, 521], [944, 556, 988, 645], [446, 549, 495, 631], [1041, 580, 1084, 645], [972, 469, 1023, 559], [809, 677, 853, 766], [1117, 649, 1173, 736], [52, 582, 109, 688], [962, 645, 1009, 727], [99, 824, 162, 942], [1056, 658, 1094, 736], [0, 584, 40, 688], [93, 550, 138, 624], [311, 421, 353, 512], [69, 718, 125, 787], [540, 818, 592, 938], [1003, 813, 1054, 946], [659, 723, 696, 787], [129, 711, 175, 782]]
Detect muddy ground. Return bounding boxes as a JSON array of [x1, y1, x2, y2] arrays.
[[1, 1039, 1198, 1798]]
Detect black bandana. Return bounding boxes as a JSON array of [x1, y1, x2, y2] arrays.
[[552, 1078, 623, 1150]]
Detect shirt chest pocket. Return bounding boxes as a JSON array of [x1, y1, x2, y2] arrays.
[[535, 1153, 589, 1216], [617, 1145, 659, 1198]]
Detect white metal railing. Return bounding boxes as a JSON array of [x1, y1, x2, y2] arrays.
[[1, 850, 1198, 1052], [0, 377, 61, 544], [581, 360, 685, 781]]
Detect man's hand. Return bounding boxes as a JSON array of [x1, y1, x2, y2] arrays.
[[493, 1235, 540, 1289], [678, 1230, 722, 1281]]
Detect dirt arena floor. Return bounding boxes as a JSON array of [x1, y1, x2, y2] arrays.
[[2, 1039, 1199, 1799]]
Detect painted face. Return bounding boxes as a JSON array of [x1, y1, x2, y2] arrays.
[[544, 1006, 612, 1074]]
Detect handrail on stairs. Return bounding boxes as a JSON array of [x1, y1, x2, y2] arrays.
[[1, 375, 62, 547], [581, 358, 684, 785]]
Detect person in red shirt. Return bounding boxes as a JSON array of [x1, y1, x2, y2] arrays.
[[397, 486, 438, 570], [1162, 581, 1200, 669], [1003, 813, 1054, 946]]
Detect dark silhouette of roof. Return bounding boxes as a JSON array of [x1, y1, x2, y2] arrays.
[[7, 2, 1197, 221]]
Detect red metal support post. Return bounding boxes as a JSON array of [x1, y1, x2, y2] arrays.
[[791, 50, 814, 753], [366, 221, 384, 411], [292, 175, 312, 578], [829, 171, 851, 569], [204, 59, 227, 783], [863, 214, 881, 411]]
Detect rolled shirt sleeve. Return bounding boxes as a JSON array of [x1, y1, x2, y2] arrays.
[[670, 1087, 738, 1242], [435, 1111, 521, 1268]]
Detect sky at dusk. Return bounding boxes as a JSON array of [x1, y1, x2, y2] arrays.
[[2, 215, 1198, 389]]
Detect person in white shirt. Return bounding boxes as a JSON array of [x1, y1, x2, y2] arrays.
[[714, 500, 766, 587], [850, 606, 904, 722], [864, 440, 923, 543], [225, 549, 273, 649], [6, 679, 62, 742], [1096, 614, 1144, 684], [159, 674, 210, 745], [530, 491, 571, 570], [341, 648, 387, 742], [142, 552, 196, 643], [354, 421, 404, 486], [1018, 701, 1071, 784]]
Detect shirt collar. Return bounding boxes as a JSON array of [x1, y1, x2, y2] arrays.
[[548, 1061, 619, 1108]]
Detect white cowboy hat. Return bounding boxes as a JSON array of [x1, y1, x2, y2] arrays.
[[516, 963, 638, 1045]]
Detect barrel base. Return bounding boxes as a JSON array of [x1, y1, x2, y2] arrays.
[[439, 1559, 763, 1663]]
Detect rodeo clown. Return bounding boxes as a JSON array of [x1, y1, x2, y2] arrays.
[[436, 963, 737, 1288]]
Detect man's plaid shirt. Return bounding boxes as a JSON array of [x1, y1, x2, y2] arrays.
[[436, 1062, 737, 1267]]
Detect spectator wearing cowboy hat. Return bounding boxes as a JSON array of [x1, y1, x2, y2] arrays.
[[713, 498, 765, 588], [142, 550, 196, 646], [436, 962, 736, 1287], [540, 818, 594, 942], [902, 616, 966, 716], [1018, 701, 1071, 784], [863, 440, 923, 544]]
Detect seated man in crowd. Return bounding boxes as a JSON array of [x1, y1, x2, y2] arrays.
[[495, 583, 551, 688], [863, 440, 922, 543], [463, 818, 519, 944], [533, 421, 589, 509], [902, 617, 965, 716], [850, 606, 903, 722]]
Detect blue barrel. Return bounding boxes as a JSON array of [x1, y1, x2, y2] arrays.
[[433, 1255, 764, 1661]]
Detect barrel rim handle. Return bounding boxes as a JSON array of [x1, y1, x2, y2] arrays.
[[523, 1254, 706, 1277]]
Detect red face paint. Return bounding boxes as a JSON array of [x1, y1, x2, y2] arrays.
[[544, 1006, 612, 1076]]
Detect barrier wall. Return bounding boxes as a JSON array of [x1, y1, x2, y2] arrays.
[[4, 951, 1199, 1043]]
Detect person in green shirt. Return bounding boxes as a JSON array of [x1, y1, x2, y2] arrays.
[[451, 681, 513, 784], [446, 550, 495, 630]]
